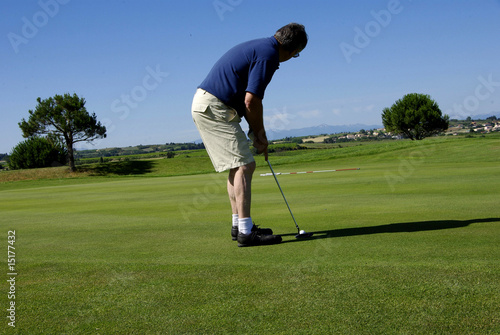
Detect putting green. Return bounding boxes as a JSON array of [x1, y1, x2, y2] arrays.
[[1, 135, 499, 333]]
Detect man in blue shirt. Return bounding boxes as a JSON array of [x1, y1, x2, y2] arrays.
[[192, 23, 308, 247]]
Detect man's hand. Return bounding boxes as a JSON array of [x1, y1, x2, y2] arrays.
[[253, 133, 268, 155], [248, 129, 269, 160]]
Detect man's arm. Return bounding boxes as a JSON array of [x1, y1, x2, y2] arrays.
[[244, 91, 268, 160]]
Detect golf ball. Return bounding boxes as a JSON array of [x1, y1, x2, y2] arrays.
[[299, 230, 306, 234]]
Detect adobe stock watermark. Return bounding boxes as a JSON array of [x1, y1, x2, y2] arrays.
[[179, 174, 227, 224], [213, 0, 243, 21], [283, 237, 337, 284], [111, 65, 169, 120], [85, 64, 169, 149], [445, 74, 500, 119], [340, 0, 411, 64], [7, 0, 71, 54], [6, 230, 17, 328], [265, 106, 293, 132], [385, 142, 436, 192]]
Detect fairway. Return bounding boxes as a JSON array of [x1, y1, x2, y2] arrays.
[[1, 136, 499, 334]]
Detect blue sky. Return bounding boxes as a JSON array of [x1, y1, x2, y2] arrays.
[[1, 0, 499, 152]]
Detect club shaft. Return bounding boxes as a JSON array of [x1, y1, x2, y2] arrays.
[[260, 167, 359, 176], [267, 160, 300, 233]]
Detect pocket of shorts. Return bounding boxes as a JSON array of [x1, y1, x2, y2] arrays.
[[192, 103, 209, 113], [212, 106, 240, 123], [211, 100, 239, 122], [226, 108, 240, 122]]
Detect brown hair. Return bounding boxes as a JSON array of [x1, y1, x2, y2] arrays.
[[274, 23, 308, 52]]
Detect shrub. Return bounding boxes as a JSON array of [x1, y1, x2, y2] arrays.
[[382, 93, 449, 140], [8, 136, 67, 170]]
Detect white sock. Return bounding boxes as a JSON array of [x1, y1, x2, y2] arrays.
[[232, 214, 239, 228], [238, 217, 253, 235]]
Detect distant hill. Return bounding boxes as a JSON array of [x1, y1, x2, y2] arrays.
[[266, 123, 383, 140], [265, 112, 500, 140], [452, 112, 499, 120], [193, 123, 383, 143]]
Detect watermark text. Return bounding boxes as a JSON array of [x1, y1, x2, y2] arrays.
[[213, 0, 243, 21], [7, 0, 71, 54], [340, 0, 411, 64], [6, 230, 17, 328]]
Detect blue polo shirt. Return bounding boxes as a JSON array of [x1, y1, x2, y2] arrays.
[[199, 37, 280, 117]]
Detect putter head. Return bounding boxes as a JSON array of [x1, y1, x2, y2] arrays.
[[295, 232, 314, 239]]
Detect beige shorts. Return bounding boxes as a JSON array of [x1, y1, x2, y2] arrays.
[[191, 89, 254, 172]]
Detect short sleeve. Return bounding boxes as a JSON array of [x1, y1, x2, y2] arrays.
[[246, 60, 278, 99]]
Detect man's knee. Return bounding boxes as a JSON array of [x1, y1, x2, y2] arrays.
[[239, 161, 256, 175]]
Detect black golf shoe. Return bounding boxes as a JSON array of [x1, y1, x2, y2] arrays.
[[231, 224, 273, 241], [237, 231, 282, 247]]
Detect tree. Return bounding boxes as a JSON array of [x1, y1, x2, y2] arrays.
[[8, 136, 67, 170], [19, 93, 106, 171], [382, 93, 449, 140]]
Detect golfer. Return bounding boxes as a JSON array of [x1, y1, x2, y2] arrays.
[[192, 23, 308, 247]]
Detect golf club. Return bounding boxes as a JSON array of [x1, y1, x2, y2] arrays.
[[260, 167, 359, 177], [267, 159, 314, 239]]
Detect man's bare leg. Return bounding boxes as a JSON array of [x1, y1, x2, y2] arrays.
[[228, 161, 255, 220], [228, 161, 280, 246]]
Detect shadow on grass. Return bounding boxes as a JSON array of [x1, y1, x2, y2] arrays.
[[78, 160, 154, 176], [280, 218, 500, 243]]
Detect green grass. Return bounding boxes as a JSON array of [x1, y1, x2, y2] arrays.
[[1, 135, 499, 334]]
